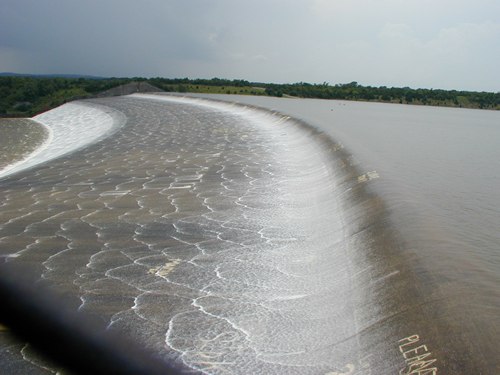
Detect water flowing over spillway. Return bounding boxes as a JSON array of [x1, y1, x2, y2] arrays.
[[0, 102, 125, 179], [3, 93, 494, 374]]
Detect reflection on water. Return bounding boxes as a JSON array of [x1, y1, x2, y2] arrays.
[[1, 94, 498, 374]]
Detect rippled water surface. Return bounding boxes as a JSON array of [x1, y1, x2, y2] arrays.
[[1, 94, 499, 374]]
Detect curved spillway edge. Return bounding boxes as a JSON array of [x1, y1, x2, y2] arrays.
[[0, 102, 126, 180]]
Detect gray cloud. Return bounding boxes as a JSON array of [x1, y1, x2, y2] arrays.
[[1, 0, 499, 91]]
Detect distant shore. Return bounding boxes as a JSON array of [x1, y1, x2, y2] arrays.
[[1, 76, 498, 118]]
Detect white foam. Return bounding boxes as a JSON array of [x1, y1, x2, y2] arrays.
[[0, 102, 125, 179]]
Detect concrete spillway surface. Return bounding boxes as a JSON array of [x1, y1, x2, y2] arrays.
[[0, 94, 443, 374]]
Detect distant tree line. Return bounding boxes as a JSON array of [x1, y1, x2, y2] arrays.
[[1, 76, 498, 117], [263, 81, 500, 109], [0, 76, 131, 117]]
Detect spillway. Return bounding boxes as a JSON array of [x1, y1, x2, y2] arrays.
[[0, 94, 436, 374]]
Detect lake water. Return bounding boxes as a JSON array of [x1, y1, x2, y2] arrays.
[[0, 94, 498, 374]]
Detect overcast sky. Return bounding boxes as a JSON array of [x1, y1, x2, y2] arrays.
[[1, 0, 499, 91]]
